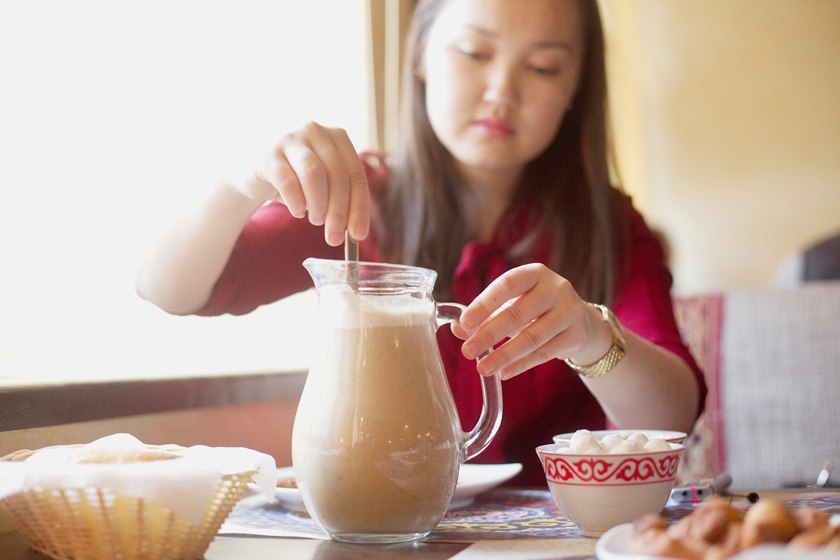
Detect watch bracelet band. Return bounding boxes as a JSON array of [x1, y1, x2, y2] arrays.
[[564, 303, 626, 379]]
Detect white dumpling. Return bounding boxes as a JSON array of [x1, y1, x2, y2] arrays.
[[571, 436, 604, 454], [570, 429, 594, 442], [626, 433, 649, 445], [600, 434, 625, 451], [643, 439, 672, 452], [609, 440, 643, 454]]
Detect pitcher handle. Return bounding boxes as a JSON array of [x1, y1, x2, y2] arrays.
[[435, 302, 503, 462]]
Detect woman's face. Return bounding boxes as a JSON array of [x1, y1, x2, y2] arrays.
[[420, 0, 584, 181]]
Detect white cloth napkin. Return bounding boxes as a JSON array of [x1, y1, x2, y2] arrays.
[[0, 433, 275, 524]]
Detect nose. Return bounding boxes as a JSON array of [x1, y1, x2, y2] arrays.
[[482, 60, 518, 107]]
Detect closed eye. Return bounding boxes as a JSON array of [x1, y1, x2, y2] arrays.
[[529, 65, 559, 76], [458, 48, 489, 61]]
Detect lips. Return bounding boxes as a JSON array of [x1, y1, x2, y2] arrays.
[[475, 117, 514, 138]]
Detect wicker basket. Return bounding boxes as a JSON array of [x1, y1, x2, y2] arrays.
[[0, 446, 257, 560]]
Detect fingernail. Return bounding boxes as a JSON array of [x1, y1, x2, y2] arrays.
[[479, 360, 496, 376], [350, 222, 369, 241], [462, 342, 476, 360], [327, 231, 343, 246]]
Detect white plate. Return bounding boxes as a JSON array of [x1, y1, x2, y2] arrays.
[[553, 429, 687, 445], [595, 522, 840, 560], [274, 466, 305, 512], [274, 462, 523, 513], [450, 462, 523, 509]]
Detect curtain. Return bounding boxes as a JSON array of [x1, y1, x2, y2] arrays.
[[366, 0, 416, 153]]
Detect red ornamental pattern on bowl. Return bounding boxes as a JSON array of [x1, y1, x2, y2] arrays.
[[536, 443, 686, 537], [543, 451, 682, 486]]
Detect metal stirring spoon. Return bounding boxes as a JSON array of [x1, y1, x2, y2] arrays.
[[345, 231, 359, 288], [344, 231, 359, 262]]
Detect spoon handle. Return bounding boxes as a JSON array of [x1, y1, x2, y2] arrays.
[[344, 231, 359, 262]]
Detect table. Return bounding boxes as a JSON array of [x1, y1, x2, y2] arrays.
[[1, 488, 837, 559]]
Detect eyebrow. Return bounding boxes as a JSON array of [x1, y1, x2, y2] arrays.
[[463, 24, 576, 54]]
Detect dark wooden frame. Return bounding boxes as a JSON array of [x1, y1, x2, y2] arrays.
[[0, 371, 307, 432]]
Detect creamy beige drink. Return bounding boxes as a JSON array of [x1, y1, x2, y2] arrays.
[[292, 288, 462, 539]]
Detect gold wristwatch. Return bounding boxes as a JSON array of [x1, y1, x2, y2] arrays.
[[564, 303, 626, 379]]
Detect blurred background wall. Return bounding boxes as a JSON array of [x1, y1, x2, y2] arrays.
[[601, 0, 840, 294]]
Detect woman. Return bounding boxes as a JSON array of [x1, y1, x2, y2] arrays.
[[136, 0, 705, 486]]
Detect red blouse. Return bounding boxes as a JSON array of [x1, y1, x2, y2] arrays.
[[198, 158, 707, 486]]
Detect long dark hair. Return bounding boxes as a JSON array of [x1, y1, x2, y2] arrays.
[[376, 0, 627, 304]]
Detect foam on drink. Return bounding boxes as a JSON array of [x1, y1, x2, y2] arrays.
[[316, 285, 434, 329]]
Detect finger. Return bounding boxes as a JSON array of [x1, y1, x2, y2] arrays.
[[260, 151, 307, 217], [451, 322, 469, 341], [497, 332, 569, 380], [315, 136, 351, 247], [461, 286, 554, 360], [496, 301, 601, 379], [283, 123, 340, 228], [331, 129, 370, 241], [238, 168, 280, 204], [319, 127, 368, 245], [474, 306, 571, 377], [459, 264, 544, 331]]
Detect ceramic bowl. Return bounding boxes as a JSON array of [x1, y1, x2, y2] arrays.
[[535, 442, 685, 537], [551, 429, 687, 446]]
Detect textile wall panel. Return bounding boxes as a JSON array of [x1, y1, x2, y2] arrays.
[[721, 282, 840, 489], [676, 283, 840, 488]]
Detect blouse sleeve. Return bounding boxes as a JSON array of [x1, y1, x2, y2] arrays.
[[195, 202, 343, 316], [195, 153, 387, 316], [611, 196, 708, 418]]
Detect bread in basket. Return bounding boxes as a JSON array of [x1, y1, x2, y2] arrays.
[[0, 434, 275, 560]]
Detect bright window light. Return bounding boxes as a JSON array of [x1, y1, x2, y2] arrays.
[[0, 1, 370, 380]]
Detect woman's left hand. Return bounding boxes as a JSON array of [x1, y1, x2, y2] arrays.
[[453, 263, 610, 379]]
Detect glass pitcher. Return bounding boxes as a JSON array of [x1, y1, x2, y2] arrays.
[[292, 258, 503, 544]]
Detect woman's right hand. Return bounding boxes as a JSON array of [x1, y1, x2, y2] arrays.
[[236, 121, 371, 246], [136, 121, 370, 315]]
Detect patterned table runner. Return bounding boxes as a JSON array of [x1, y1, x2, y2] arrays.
[[221, 489, 840, 543]]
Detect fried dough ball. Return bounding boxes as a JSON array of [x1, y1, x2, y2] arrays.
[[789, 522, 839, 549], [634, 512, 669, 535], [699, 546, 730, 560], [631, 527, 696, 559], [711, 521, 744, 559], [792, 505, 831, 532], [669, 497, 743, 546], [740, 499, 799, 548], [702, 497, 744, 525], [693, 504, 734, 543], [827, 534, 840, 550], [631, 497, 838, 558]]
